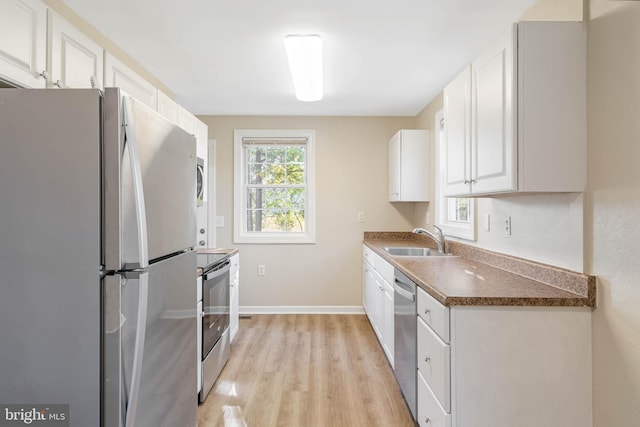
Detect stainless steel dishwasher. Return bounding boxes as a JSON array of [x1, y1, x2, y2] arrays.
[[394, 269, 417, 420]]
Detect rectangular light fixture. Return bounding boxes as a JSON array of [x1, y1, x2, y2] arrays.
[[284, 34, 323, 102]]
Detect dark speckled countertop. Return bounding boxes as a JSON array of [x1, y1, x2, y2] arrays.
[[364, 232, 595, 307]]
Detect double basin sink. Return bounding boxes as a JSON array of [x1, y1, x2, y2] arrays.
[[382, 247, 455, 257]]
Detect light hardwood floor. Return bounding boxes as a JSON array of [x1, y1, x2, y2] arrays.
[[197, 314, 415, 427]]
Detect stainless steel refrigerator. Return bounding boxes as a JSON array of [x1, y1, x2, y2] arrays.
[[0, 88, 198, 427]]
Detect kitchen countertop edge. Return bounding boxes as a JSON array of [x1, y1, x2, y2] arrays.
[[364, 235, 595, 308]]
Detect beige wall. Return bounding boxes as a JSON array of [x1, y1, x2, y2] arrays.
[[43, 0, 173, 96], [587, 1, 640, 425], [200, 115, 415, 308]]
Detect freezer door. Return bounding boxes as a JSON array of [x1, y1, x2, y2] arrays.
[[103, 88, 197, 270], [113, 250, 197, 427]]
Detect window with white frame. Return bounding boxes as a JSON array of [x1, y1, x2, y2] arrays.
[[234, 129, 316, 244], [435, 110, 476, 240]]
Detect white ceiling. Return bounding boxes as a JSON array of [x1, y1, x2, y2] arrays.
[[63, 0, 536, 116]]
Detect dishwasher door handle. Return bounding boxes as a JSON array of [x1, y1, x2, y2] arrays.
[[394, 280, 416, 301]]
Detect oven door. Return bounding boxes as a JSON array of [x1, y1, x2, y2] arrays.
[[202, 259, 230, 359]]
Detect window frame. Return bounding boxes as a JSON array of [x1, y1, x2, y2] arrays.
[[233, 129, 316, 244], [434, 110, 476, 240]]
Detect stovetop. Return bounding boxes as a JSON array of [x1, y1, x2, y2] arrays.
[[197, 252, 230, 272]]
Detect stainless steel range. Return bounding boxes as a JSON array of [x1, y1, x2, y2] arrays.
[[197, 253, 231, 404]]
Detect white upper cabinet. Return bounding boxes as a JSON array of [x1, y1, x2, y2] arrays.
[[104, 52, 157, 109], [48, 11, 103, 89], [389, 129, 430, 202], [157, 90, 179, 123], [443, 22, 586, 197], [0, 0, 47, 88], [470, 26, 516, 194], [443, 65, 471, 196]]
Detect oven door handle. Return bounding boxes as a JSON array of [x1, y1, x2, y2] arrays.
[[203, 260, 231, 281]]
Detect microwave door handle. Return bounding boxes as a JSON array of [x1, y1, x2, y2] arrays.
[[122, 96, 149, 268]]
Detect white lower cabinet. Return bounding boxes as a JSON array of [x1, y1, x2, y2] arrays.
[[362, 245, 394, 366], [416, 287, 592, 427], [418, 370, 451, 427], [229, 253, 240, 343]]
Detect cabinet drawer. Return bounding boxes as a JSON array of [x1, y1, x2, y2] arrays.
[[418, 316, 451, 412], [374, 255, 394, 284], [417, 287, 450, 342], [418, 370, 451, 427], [363, 245, 375, 265]]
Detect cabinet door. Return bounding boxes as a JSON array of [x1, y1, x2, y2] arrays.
[[104, 52, 157, 109], [382, 282, 394, 366], [443, 65, 472, 196], [470, 25, 517, 194], [0, 0, 47, 88], [48, 11, 103, 89], [157, 90, 178, 123], [364, 264, 382, 339], [177, 104, 197, 135]]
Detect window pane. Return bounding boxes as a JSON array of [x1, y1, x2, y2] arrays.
[[286, 146, 305, 163], [266, 147, 285, 164], [264, 164, 286, 185], [456, 198, 469, 222], [246, 186, 306, 232], [247, 147, 267, 163], [447, 197, 470, 224], [286, 163, 305, 184]]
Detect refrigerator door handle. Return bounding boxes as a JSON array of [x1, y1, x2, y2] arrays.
[[124, 271, 149, 427], [122, 96, 149, 269]]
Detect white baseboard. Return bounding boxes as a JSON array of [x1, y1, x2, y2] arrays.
[[239, 306, 365, 315]]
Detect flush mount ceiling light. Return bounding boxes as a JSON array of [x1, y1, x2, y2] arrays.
[[284, 34, 323, 102]]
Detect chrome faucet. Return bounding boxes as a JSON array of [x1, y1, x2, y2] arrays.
[[412, 225, 446, 253]]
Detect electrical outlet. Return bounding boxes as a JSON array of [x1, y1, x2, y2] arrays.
[[257, 264, 266, 276], [357, 211, 365, 222], [504, 216, 512, 236]]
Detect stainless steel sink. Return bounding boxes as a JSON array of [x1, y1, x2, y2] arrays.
[[382, 247, 453, 257]]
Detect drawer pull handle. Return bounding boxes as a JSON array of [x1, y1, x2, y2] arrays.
[[425, 356, 431, 362], [425, 417, 431, 423], [424, 309, 430, 315]]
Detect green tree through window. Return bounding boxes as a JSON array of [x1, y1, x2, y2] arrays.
[[245, 145, 306, 233]]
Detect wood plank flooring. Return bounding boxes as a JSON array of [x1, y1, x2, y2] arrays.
[[197, 314, 415, 427]]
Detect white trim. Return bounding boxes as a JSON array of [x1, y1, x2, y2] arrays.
[[234, 129, 316, 244], [435, 110, 476, 241], [239, 306, 365, 315]]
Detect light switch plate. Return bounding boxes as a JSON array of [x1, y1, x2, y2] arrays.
[[483, 214, 490, 231]]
